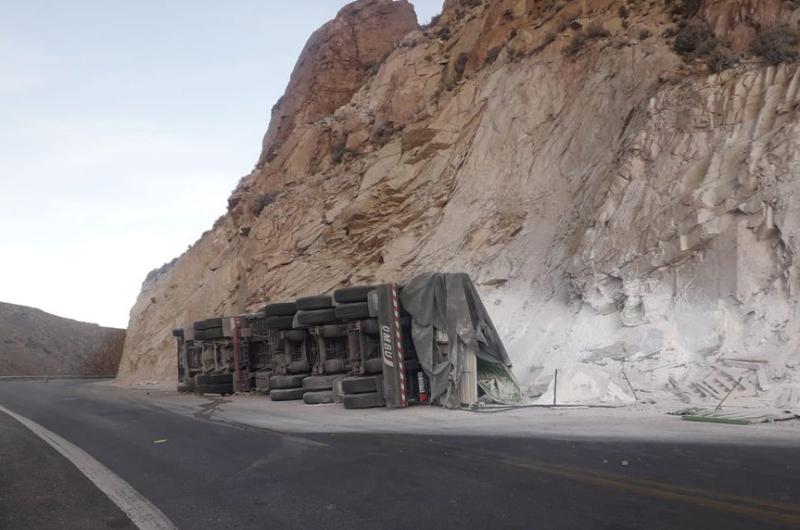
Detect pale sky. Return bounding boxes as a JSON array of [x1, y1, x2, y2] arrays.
[[0, 0, 442, 328]]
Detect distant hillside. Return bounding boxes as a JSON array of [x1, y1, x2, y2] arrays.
[[0, 302, 125, 376]]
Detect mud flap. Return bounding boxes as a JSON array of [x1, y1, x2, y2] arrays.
[[376, 283, 408, 408]]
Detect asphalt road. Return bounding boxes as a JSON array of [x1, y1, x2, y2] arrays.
[[0, 379, 797, 529], [0, 405, 135, 529]]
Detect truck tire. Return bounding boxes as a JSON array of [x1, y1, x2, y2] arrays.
[[205, 373, 232, 385], [204, 327, 225, 339], [264, 316, 295, 329], [334, 285, 380, 304], [288, 361, 309, 374], [319, 324, 344, 339], [263, 302, 297, 317], [303, 390, 334, 405], [296, 295, 333, 311], [202, 318, 222, 330], [334, 302, 371, 321], [361, 319, 379, 335], [269, 374, 306, 389], [284, 329, 306, 343], [364, 358, 384, 374], [196, 383, 233, 396], [343, 392, 383, 409], [323, 359, 347, 374], [270, 388, 305, 401], [296, 309, 337, 326], [302, 374, 341, 392], [341, 375, 380, 394]]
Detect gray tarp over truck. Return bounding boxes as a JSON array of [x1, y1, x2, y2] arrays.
[[400, 273, 520, 408]]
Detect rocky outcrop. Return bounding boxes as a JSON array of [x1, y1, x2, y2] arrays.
[[704, 0, 800, 51], [0, 302, 126, 376], [257, 0, 418, 167], [120, 0, 800, 409]]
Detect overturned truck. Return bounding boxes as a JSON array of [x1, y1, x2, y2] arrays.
[[172, 273, 519, 410]]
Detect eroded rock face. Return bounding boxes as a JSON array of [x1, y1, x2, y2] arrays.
[[120, 0, 800, 409], [257, 0, 419, 167], [703, 0, 800, 51]]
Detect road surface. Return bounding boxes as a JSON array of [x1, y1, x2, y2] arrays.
[[0, 379, 797, 529], [0, 404, 135, 529]]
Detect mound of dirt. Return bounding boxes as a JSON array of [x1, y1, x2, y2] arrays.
[[0, 302, 125, 376]]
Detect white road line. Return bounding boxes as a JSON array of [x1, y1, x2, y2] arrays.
[[0, 404, 177, 530]]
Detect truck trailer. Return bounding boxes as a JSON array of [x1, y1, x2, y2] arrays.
[[174, 274, 519, 410]]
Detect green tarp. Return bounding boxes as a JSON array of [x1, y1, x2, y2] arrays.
[[400, 272, 520, 408]]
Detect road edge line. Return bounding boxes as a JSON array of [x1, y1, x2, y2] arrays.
[[0, 376, 115, 381], [0, 404, 177, 530]]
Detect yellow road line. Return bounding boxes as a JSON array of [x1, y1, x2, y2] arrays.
[[375, 435, 800, 527]]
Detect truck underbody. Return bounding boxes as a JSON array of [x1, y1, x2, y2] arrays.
[[173, 274, 518, 410]]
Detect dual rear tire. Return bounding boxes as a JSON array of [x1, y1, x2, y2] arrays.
[[303, 390, 335, 405], [341, 375, 384, 410], [269, 388, 306, 401], [301, 375, 341, 405], [194, 374, 233, 396], [343, 392, 383, 410], [269, 373, 308, 401]]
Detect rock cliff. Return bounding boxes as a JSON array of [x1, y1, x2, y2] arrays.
[[120, 0, 800, 409], [257, 0, 418, 166]]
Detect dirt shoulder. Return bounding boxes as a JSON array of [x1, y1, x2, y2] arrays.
[[100, 382, 800, 447]]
